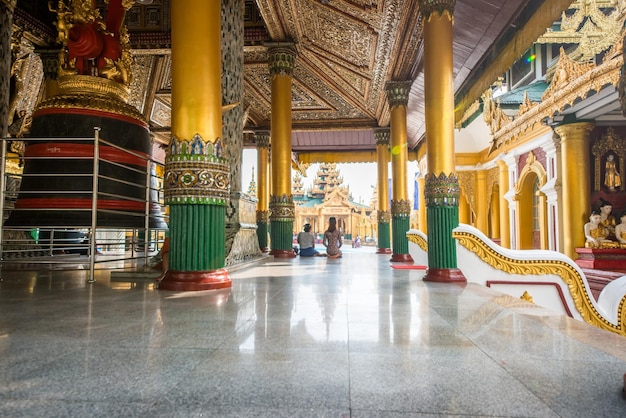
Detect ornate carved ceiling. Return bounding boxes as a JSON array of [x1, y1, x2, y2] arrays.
[[13, 0, 574, 158]]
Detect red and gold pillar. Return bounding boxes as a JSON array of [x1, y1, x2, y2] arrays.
[[160, 0, 231, 290], [256, 131, 270, 252], [385, 81, 414, 263], [374, 127, 392, 254], [267, 43, 297, 257], [421, 0, 465, 283]]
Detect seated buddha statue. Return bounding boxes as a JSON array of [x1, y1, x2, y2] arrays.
[[615, 211, 626, 249], [584, 211, 615, 248]]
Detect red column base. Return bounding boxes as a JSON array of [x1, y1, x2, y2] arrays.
[[390, 253, 414, 263], [158, 269, 232, 291], [272, 249, 297, 258], [423, 268, 467, 284], [376, 248, 392, 254]]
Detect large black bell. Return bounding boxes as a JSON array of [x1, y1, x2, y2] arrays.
[[5, 100, 168, 230]]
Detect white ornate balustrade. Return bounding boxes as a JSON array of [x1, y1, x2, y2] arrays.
[[407, 224, 626, 337]]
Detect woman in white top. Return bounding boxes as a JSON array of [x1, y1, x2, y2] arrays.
[[297, 224, 321, 257]]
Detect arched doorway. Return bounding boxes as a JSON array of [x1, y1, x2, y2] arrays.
[[515, 152, 548, 250]]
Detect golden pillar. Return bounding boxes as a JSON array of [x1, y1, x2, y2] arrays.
[[458, 193, 471, 224], [385, 81, 414, 263], [421, 0, 465, 282], [418, 176, 427, 234], [256, 131, 270, 252], [490, 185, 501, 240], [555, 122, 594, 259], [497, 160, 510, 248], [161, 0, 231, 291], [475, 170, 489, 234], [374, 127, 392, 254], [267, 43, 297, 257]]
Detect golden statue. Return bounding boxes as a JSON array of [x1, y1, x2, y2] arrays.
[[584, 211, 617, 248], [604, 154, 621, 191], [616, 211, 626, 249]]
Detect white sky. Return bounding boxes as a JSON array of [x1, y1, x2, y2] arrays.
[[241, 149, 420, 205]]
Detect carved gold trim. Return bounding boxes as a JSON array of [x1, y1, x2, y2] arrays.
[[35, 94, 146, 122], [536, 1, 625, 61], [256, 210, 270, 223], [520, 291, 534, 303], [391, 199, 412, 217], [407, 232, 428, 253], [453, 230, 626, 337], [58, 75, 131, 102], [377, 210, 391, 224], [490, 44, 623, 153]]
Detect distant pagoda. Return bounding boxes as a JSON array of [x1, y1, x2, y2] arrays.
[[292, 171, 305, 199], [310, 163, 345, 199]]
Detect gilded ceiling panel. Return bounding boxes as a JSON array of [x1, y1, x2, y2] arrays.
[[295, 1, 376, 69], [129, 55, 155, 114], [150, 97, 171, 128]]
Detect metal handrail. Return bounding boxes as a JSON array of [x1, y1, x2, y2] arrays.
[[0, 131, 168, 281]]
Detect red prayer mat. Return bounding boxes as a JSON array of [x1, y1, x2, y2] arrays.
[[390, 264, 427, 270]]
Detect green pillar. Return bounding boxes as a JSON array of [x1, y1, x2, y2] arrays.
[[159, 0, 231, 290], [374, 127, 392, 254], [421, 0, 465, 283], [255, 131, 270, 252], [267, 44, 297, 258], [385, 81, 414, 263]]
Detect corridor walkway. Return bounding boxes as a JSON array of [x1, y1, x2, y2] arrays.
[[1, 248, 625, 417]]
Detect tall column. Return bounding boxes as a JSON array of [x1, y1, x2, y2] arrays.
[[256, 131, 270, 252], [475, 169, 489, 234], [385, 81, 414, 263], [0, 0, 16, 138], [267, 43, 297, 258], [160, 0, 231, 291], [554, 122, 594, 260], [374, 127, 392, 254], [421, 0, 465, 283]]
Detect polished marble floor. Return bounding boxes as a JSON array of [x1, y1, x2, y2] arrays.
[[1, 247, 625, 417]]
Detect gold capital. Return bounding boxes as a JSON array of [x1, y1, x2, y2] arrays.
[[419, 0, 455, 20], [256, 131, 270, 149], [385, 81, 412, 108], [266, 43, 297, 77], [374, 127, 390, 146]]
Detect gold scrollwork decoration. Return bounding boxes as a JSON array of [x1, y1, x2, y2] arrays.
[[377, 210, 391, 224], [453, 230, 626, 337], [164, 154, 230, 205], [269, 194, 295, 221], [407, 232, 428, 253], [391, 199, 412, 217], [35, 94, 146, 123], [256, 210, 270, 223]]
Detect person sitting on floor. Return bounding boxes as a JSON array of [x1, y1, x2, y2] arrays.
[[297, 224, 322, 257], [323, 217, 343, 258]]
